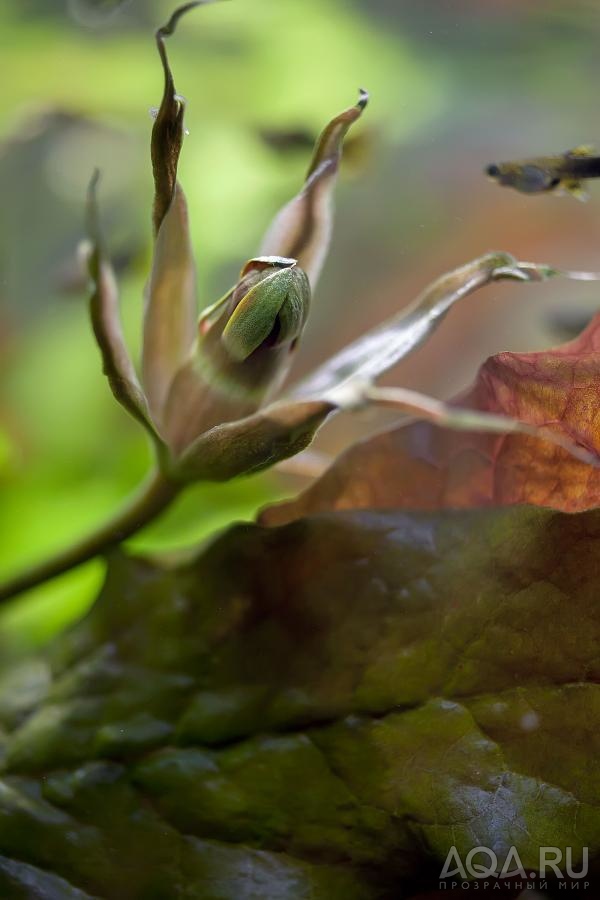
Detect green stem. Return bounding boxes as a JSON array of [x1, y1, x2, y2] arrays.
[[0, 470, 180, 605]]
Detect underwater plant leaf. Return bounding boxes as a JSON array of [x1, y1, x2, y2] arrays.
[[170, 253, 599, 481], [142, 184, 198, 429], [159, 353, 254, 455], [357, 384, 596, 464], [163, 259, 312, 455], [150, 1, 215, 234], [143, 3, 213, 427], [259, 91, 368, 288], [85, 174, 157, 440], [172, 398, 332, 481], [264, 311, 600, 524], [0, 506, 599, 895], [171, 382, 570, 486], [292, 252, 579, 402]]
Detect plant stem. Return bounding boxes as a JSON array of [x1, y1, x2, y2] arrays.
[[0, 470, 180, 605]]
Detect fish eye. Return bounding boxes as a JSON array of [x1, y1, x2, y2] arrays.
[[486, 164, 500, 177]]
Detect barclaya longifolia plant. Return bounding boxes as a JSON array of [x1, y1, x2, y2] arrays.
[[1, 0, 597, 604]]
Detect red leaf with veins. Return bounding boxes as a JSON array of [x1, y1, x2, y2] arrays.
[[262, 313, 600, 524]]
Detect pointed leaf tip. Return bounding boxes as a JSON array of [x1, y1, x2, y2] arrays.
[[152, 0, 223, 234], [157, 1, 212, 39], [259, 91, 369, 288]]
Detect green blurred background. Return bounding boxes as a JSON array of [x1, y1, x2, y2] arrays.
[[1, 0, 600, 655]]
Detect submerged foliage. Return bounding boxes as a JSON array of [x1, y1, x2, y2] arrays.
[[265, 306, 600, 522], [1, 1, 600, 897], [4, 2, 596, 606], [0, 501, 599, 896]]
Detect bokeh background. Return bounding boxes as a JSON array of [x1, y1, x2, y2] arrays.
[[2, 0, 600, 656]]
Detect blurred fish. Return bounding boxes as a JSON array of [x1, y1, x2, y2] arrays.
[[485, 145, 600, 201], [258, 126, 373, 174], [258, 127, 315, 155]]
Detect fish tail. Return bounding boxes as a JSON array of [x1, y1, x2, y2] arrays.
[[563, 153, 600, 180]]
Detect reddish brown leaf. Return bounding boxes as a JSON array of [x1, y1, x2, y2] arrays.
[[262, 313, 600, 524]]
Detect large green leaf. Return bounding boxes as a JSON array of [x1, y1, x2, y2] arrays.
[[0, 505, 598, 896]]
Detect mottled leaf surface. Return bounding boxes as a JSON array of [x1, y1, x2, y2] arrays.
[[0, 506, 598, 896]]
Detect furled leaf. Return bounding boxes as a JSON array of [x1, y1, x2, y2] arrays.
[[85, 173, 158, 442], [259, 91, 368, 288], [150, 1, 210, 235], [264, 310, 600, 524], [291, 253, 585, 402], [0, 506, 599, 896], [163, 259, 312, 454], [142, 183, 198, 430], [142, 4, 207, 427]]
